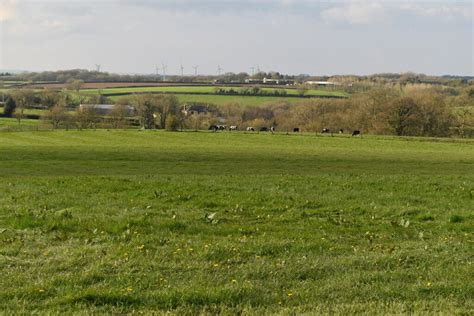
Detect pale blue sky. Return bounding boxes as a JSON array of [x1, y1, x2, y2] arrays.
[[0, 0, 472, 75]]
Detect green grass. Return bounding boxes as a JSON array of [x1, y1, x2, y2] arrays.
[[0, 131, 473, 314], [0, 117, 40, 129], [81, 86, 347, 106], [0, 106, 47, 116], [108, 93, 309, 106], [81, 86, 347, 97]]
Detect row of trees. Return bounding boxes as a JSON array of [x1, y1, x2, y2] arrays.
[[180, 86, 473, 137], [2, 85, 473, 137]]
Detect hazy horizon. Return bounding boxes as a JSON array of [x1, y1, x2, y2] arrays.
[[0, 0, 473, 76]]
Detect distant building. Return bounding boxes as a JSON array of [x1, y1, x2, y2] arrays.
[[182, 104, 210, 116], [79, 104, 135, 116], [304, 81, 341, 86], [245, 78, 295, 85]]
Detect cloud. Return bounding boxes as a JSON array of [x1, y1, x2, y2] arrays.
[[399, 2, 472, 20], [0, 0, 16, 22], [321, 0, 385, 25]]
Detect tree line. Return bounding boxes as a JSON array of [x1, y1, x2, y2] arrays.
[[2, 84, 473, 137]]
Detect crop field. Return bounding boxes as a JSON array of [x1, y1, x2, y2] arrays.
[[0, 131, 472, 314]]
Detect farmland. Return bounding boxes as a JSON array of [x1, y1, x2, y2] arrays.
[[80, 86, 347, 97], [0, 130, 472, 314], [84, 85, 348, 106]]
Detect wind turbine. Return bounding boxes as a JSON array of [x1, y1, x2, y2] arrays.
[[193, 65, 199, 76], [217, 65, 223, 76], [161, 62, 168, 81], [180, 63, 184, 77], [250, 66, 255, 76], [155, 65, 161, 81], [95, 64, 101, 72]]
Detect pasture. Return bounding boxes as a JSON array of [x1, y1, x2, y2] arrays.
[[108, 93, 307, 106], [80, 86, 347, 97], [81, 85, 347, 107], [0, 131, 473, 314]]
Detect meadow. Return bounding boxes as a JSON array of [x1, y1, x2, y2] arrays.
[[0, 131, 473, 314], [80, 86, 347, 97], [81, 85, 347, 107]]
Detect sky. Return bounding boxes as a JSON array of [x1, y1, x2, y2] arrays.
[[0, 0, 472, 76]]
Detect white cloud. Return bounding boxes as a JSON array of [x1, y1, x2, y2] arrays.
[[321, 0, 385, 25], [0, 0, 16, 22]]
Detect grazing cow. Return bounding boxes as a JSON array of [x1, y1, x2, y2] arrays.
[[209, 125, 218, 132], [217, 125, 227, 131], [246, 127, 255, 132], [293, 128, 300, 133], [229, 125, 238, 131], [260, 127, 269, 132], [270, 126, 275, 133], [339, 129, 344, 134], [352, 130, 361, 137], [321, 128, 330, 134]]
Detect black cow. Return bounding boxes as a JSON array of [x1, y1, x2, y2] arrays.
[[293, 128, 300, 133], [352, 130, 361, 137], [209, 125, 218, 132], [339, 129, 344, 134], [260, 127, 269, 132], [321, 128, 330, 134]]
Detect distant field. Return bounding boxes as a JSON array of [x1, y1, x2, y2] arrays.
[[81, 86, 347, 97], [84, 86, 347, 106], [107, 93, 306, 106], [0, 131, 472, 314]]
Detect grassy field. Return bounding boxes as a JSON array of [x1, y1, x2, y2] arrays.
[[81, 86, 347, 97], [0, 131, 473, 314], [81, 86, 347, 107], [0, 117, 41, 130], [107, 93, 308, 106]]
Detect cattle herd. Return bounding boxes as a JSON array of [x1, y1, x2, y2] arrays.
[[208, 125, 361, 136]]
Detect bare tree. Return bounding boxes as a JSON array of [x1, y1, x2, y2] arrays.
[[11, 89, 35, 125]]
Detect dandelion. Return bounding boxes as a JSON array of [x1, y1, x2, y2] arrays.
[[287, 292, 294, 297], [232, 279, 237, 284], [38, 289, 45, 293], [213, 263, 219, 268], [427, 282, 432, 287], [137, 244, 145, 251], [127, 287, 133, 292]]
